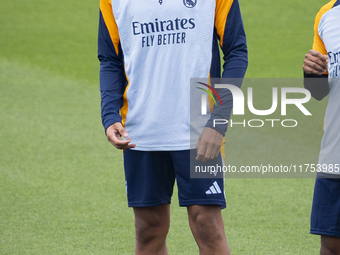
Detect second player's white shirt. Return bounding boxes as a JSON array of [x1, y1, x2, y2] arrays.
[[317, 4, 340, 174]]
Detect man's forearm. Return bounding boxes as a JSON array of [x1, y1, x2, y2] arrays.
[[303, 71, 329, 101]]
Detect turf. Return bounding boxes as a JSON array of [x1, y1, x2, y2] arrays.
[[0, 0, 331, 254]]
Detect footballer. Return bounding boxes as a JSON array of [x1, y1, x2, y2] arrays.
[[98, 0, 247, 254], [303, 0, 340, 254]]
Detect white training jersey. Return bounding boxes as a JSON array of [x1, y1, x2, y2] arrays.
[[314, 1, 340, 174], [98, 0, 247, 151]]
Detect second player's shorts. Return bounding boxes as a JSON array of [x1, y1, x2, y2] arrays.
[[123, 149, 226, 209], [310, 174, 340, 238]]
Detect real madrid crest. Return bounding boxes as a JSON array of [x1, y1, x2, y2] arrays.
[[183, 0, 197, 8]]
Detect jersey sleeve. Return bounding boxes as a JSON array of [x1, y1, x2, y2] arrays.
[[303, 1, 335, 100], [98, 0, 127, 132], [205, 0, 248, 135], [312, 2, 333, 55], [215, 0, 248, 79]]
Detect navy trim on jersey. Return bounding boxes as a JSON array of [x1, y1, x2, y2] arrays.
[[220, 0, 248, 79], [210, 28, 221, 79], [207, 0, 248, 135], [98, 10, 127, 131], [333, 0, 340, 8]]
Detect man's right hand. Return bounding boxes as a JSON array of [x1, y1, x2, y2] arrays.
[[303, 49, 328, 75], [106, 122, 136, 150]]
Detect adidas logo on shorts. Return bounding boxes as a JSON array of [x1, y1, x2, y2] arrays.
[[205, 181, 222, 194]]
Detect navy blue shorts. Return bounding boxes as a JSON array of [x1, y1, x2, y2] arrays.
[[123, 149, 226, 208], [310, 175, 340, 238]]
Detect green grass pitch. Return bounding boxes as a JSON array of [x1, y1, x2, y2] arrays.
[[0, 0, 330, 254]]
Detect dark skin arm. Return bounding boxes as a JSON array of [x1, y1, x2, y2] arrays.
[[302, 49, 328, 75], [302, 49, 329, 100]]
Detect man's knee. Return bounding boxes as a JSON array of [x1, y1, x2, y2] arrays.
[[135, 219, 168, 244], [188, 205, 225, 243], [320, 236, 340, 255], [320, 246, 340, 255], [196, 214, 224, 243], [134, 205, 170, 244]]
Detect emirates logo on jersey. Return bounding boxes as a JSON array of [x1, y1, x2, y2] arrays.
[[183, 0, 197, 8]]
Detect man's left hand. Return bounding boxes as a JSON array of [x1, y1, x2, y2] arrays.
[[196, 127, 223, 162]]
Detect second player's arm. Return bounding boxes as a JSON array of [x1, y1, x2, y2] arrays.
[[302, 50, 329, 101], [302, 8, 330, 101]]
